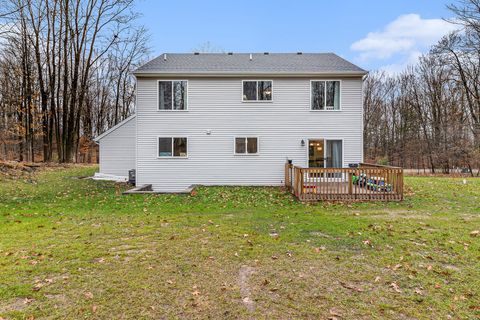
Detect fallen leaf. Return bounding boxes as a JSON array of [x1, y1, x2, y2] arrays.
[[392, 264, 402, 270], [374, 276, 381, 283], [390, 282, 402, 293], [470, 230, 479, 237], [414, 288, 423, 295], [92, 305, 97, 313], [362, 239, 372, 247], [32, 283, 43, 291], [84, 292, 94, 299], [271, 255, 278, 260]]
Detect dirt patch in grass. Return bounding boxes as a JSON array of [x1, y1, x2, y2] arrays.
[[238, 265, 256, 312], [0, 298, 34, 313]]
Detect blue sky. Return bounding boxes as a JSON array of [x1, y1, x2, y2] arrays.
[[135, 0, 458, 72]]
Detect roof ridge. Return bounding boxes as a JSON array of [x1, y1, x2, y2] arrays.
[[134, 52, 367, 75]]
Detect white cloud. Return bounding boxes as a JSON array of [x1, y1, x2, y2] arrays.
[[351, 14, 458, 61], [379, 50, 422, 75]]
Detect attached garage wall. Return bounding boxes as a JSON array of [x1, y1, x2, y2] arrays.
[[98, 116, 136, 177]]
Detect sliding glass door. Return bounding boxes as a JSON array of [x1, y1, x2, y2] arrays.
[[308, 139, 342, 168], [325, 140, 342, 168]]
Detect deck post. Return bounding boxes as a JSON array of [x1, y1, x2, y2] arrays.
[[348, 172, 353, 195]]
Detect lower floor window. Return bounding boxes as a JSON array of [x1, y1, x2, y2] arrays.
[[235, 137, 258, 154], [158, 137, 187, 157]]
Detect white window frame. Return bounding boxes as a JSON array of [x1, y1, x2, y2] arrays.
[[233, 136, 260, 155], [309, 80, 342, 111], [157, 136, 189, 158], [157, 80, 188, 111], [241, 80, 273, 103]]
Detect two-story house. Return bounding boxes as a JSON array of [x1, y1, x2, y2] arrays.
[[94, 53, 367, 192]]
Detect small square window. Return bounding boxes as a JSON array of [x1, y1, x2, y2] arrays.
[[235, 137, 258, 154]]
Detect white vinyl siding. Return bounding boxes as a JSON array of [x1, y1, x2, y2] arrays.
[[136, 77, 363, 192], [98, 116, 136, 177]]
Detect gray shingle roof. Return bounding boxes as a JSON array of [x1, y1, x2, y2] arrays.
[[134, 53, 367, 75]]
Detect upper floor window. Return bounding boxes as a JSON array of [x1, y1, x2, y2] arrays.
[[242, 81, 272, 101], [311, 80, 340, 110], [158, 80, 187, 110], [235, 137, 258, 154]]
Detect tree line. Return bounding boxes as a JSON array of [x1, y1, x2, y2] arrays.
[[0, 0, 479, 173], [0, 0, 148, 162], [364, 0, 480, 174]]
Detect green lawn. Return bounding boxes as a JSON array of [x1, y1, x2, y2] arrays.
[[0, 166, 479, 319]]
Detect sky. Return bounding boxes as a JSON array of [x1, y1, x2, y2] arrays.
[[134, 0, 459, 73]]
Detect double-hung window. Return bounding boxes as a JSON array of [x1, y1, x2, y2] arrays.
[[242, 81, 272, 101], [158, 137, 188, 157], [235, 137, 258, 154], [158, 80, 187, 110], [311, 80, 340, 110]]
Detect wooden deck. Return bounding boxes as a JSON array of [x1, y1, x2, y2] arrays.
[[285, 163, 404, 202]]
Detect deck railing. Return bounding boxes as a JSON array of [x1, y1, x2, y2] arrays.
[[285, 163, 403, 201]]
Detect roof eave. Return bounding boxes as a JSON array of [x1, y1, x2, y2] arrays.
[[93, 114, 136, 143], [132, 70, 368, 78]]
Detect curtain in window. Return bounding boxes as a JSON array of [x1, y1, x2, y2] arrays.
[[333, 82, 340, 109], [326, 140, 342, 168]]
